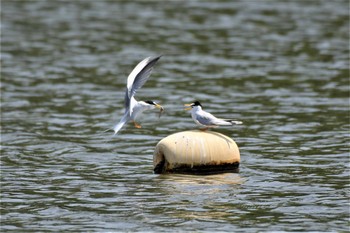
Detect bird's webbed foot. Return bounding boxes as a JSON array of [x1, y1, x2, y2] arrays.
[[132, 121, 142, 128]]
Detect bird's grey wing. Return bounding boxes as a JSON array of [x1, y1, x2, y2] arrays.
[[126, 56, 161, 100], [124, 87, 130, 113], [195, 112, 217, 126], [196, 111, 234, 126]]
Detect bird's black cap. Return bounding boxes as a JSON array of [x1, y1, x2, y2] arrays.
[[145, 100, 156, 105], [191, 101, 202, 107]]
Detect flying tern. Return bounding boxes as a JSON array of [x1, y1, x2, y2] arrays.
[[113, 56, 164, 134]]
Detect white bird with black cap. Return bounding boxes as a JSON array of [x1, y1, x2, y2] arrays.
[[184, 101, 242, 131], [113, 56, 164, 134]]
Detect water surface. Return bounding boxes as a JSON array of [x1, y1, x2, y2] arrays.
[[1, 1, 349, 232]]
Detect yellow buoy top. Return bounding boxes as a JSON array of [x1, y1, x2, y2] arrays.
[[153, 130, 240, 174]]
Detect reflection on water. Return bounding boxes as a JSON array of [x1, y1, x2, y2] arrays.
[[1, 0, 349, 232], [158, 173, 244, 188]]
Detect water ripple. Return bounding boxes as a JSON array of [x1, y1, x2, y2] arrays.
[[2, 0, 349, 232]]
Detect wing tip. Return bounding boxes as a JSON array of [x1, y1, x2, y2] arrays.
[[149, 55, 162, 63]]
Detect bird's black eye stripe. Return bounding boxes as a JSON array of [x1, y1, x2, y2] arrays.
[[145, 100, 155, 105]]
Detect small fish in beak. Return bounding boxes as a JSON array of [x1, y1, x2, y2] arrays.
[[155, 103, 164, 118]]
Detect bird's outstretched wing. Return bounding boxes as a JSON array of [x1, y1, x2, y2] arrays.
[[124, 56, 161, 114]]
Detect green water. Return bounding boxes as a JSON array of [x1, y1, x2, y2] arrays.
[[1, 1, 349, 232]]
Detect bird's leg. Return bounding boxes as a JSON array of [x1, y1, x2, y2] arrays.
[[132, 121, 142, 128], [199, 127, 208, 131]]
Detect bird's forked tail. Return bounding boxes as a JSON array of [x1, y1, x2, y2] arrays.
[[113, 121, 126, 135], [229, 120, 243, 125], [113, 113, 130, 135]]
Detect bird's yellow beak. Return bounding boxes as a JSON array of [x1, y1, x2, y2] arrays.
[[155, 103, 163, 110], [184, 103, 192, 111]]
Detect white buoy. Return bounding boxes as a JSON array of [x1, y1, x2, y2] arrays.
[[153, 130, 240, 174]]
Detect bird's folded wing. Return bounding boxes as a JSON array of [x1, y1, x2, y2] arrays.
[[195, 113, 217, 126]]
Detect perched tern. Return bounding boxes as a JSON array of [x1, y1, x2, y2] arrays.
[[185, 101, 242, 130], [113, 56, 164, 134]]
